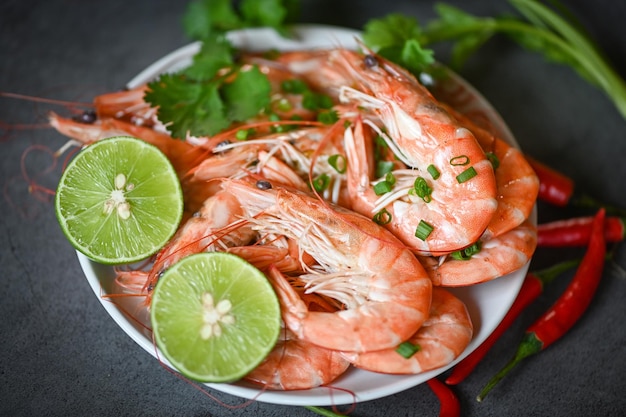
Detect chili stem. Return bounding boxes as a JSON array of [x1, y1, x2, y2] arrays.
[[304, 406, 346, 417], [446, 258, 580, 385], [477, 208, 606, 401]]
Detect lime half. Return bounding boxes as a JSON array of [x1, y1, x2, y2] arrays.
[[150, 252, 281, 383], [55, 136, 183, 264]]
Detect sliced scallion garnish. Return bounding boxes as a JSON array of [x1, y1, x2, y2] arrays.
[[450, 241, 483, 260], [396, 341, 421, 358], [486, 152, 500, 169], [412, 177, 433, 203], [328, 154, 347, 174], [450, 155, 470, 166], [415, 220, 434, 240], [373, 208, 392, 225], [311, 174, 330, 192], [456, 166, 478, 183], [427, 164, 440, 179]]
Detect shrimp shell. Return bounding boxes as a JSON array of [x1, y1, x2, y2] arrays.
[[341, 288, 473, 374]]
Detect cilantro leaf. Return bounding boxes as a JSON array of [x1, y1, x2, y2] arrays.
[[145, 74, 230, 139], [362, 14, 434, 75], [362, 14, 423, 51], [221, 65, 272, 122], [182, 34, 235, 81], [183, 0, 242, 39]]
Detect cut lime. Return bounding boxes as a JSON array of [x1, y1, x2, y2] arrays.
[[150, 252, 281, 383], [55, 136, 183, 264]]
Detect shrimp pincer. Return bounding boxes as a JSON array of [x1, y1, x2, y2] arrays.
[[341, 288, 472, 374], [222, 178, 432, 353], [335, 49, 498, 255]]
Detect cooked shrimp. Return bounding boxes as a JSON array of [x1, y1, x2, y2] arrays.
[[244, 289, 349, 390], [341, 288, 472, 374], [334, 49, 498, 255], [443, 105, 539, 240], [139, 188, 257, 303], [419, 219, 537, 286], [93, 84, 158, 127], [244, 327, 350, 390], [226, 235, 316, 274], [222, 177, 432, 353], [48, 112, 207, 179]]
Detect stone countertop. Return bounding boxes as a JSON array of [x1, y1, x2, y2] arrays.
[[2, 1, 625, 416]]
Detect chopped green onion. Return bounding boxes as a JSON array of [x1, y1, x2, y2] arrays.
[[373, 208, 392, 225], [450, 242, 482, 260], [317, 110, 339, 125], [376, 160, 395, 178], [427, 164, 440, 179], [235, 129, 250, 141], [450, 155, 470, 166], [374, 135, 388, 160], [486, 152, 500, 170], [413, 177, 432, 202], [343, 120, 352, 129], [456, 166, 478, 183], [385, 171, 396, 186], [396, 341, 421, 358], [276, 97, 293, 112], [311, 174, 330, 192], [317, 94, 334, 109], [281, 79, 308, 94], [328, 154, 347, 174], [373, 180, 393, 195], [415, 220, 434, 240]]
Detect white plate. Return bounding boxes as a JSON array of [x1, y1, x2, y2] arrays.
[[79, 24, 531, 406]]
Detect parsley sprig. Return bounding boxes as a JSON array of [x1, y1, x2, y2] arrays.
[[362, 0, 626, 119], [144, 0, 299, 139]]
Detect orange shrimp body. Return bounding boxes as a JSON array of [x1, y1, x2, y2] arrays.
[[334, 49, 498, 256], [223, 178, 432, 353], [420, 220, 537, 286], [341, 288, 473, 374], [444, 105, 539, 240]]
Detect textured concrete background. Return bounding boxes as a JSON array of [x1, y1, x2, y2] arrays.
[[2, 1, 625, 416]]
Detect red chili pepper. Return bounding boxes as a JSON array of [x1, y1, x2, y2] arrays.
[[537, 215, 625, 247], [526, 155, 574, 207], [427, 378, 460, 417], [477, 208, 606, 401], [527, 155, 626, 216], [445, 258, 580, 385]]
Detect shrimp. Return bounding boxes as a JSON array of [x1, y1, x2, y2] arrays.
[[244, 327, 350, 390], [226, 235, 316, 274], [93, 84, 158, 127], [244, 289, 349, 390], [419, 219, 537, 286], [333, 48, 498, 255], [222, 177, 432, 353], [341, 288, 473, 374], [48, 112, 207, 179], [138, 188, 257, 303], [443, 104, 539, 240]]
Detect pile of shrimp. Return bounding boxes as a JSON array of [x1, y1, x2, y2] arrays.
[[50, 45, 538, 391]]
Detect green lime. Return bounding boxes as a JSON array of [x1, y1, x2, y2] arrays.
[[55, 136, 183, 264], [150, 252, 281, 383]]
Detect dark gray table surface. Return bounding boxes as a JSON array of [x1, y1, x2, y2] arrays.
[[2, 1, 625, 416]]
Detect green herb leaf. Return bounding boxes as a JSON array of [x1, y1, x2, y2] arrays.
[[222, 65, 272, 122], [145, 74, 230, 139], [362, 13, 435, 75], [182, 34, 235, 81], [183, 0, 242, 39]]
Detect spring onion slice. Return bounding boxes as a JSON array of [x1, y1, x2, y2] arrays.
[[415, 220, 434, 240], [456, 166, 477, 183]]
